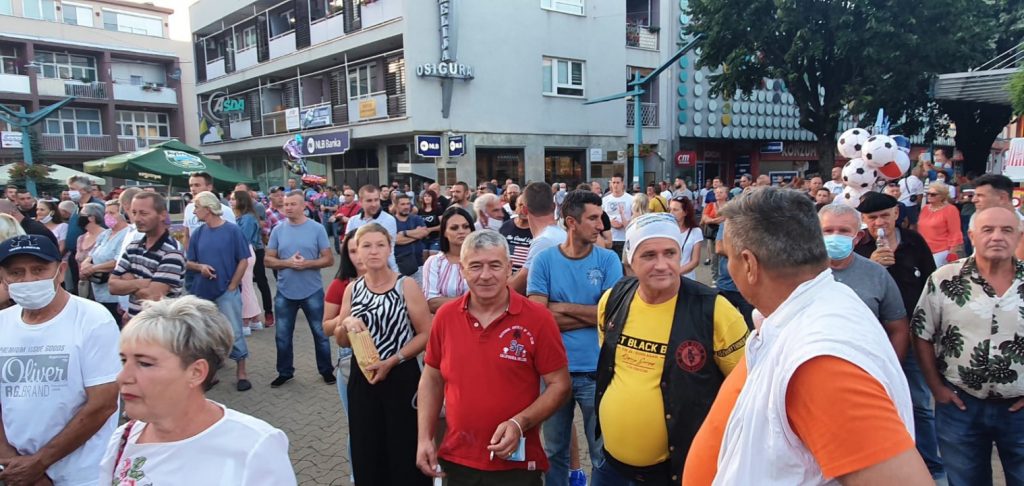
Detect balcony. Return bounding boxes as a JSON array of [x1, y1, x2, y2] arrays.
[[627, 102, 658, 127], [37, 78, 109, 99], [626, 24, 659, 50], [117, 137, 171, 152], [113, 84, 178, 105], [0, 74, 31, 95], [206, 58, 226, 79], [269, 32, 296, 60], [41, 134, 115, 152], [235, 47, 259, 71], [310, 15, 346, 45]]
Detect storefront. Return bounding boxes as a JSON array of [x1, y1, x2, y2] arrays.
[[544, 149, 585, 187], [476, 147, 524, 183]]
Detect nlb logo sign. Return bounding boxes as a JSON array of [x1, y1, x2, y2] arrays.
[[416, 135, 443, 158], [448, 135, 466, 157]]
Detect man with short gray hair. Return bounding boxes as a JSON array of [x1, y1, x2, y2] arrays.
[[417, 230, 570, 484], [684, 188, 926, 485], [474, 193, 505, 231], [818, 204, 909, 360]]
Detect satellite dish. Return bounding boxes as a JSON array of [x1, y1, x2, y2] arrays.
[[168, 68, 182, 80]]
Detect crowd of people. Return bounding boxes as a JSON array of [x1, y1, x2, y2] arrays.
[[0, 161, 1020, 485]]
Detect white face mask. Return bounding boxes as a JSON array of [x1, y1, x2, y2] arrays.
[[40, 214, 52, 225], [8, 268, 60, 310], [486, 216, 503, 231], [68, 191, 82, 203]]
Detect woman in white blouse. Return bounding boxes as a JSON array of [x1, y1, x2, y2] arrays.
[[37, 200, 67, 255], [421, 207, 475, 313], [99, 296, 296, 485]]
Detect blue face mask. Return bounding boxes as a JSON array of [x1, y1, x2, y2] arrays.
[[823, 234, 855, 260]]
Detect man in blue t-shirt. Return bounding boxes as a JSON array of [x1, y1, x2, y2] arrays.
[[528, 190, 623, 486], [186, 192, 253, 391], [715, 221, 754, 328], [265, 190, 335, 388]]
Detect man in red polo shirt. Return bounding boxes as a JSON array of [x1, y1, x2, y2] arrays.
[[417, 229, 570, 485]]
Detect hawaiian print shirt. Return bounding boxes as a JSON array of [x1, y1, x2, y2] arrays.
[[913, 257, 1024, 399]]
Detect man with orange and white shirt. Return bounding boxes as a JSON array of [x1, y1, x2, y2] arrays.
[[683, 188, 931, 485]]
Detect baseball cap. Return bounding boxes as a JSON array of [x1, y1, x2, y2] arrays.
[[0, 235, 61, 264]]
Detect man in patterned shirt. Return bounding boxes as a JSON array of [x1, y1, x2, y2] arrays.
[[265, 187, 287, 235], [914, 206, 1024, 485], [109, 192, 185, 319]]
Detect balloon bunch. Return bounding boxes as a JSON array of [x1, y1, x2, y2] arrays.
[[834, 110, 912, 207], [282, 134, 327, 191]]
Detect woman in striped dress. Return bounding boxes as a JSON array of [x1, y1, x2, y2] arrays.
[[336, 223, 432, 486], [421, 207, 476, 313]]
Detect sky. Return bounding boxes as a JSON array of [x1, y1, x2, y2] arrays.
[[145, 0, 198, 42]]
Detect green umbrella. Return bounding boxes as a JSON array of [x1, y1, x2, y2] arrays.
[[83, 139, 258, 191]]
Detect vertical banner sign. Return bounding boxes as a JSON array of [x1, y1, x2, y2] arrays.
[[415, 0, 474, 118]]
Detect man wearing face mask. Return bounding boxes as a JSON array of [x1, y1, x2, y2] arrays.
[[0, 234, 120, 486], [473, 193, 506, 232], [818, 204, 910, 361], [64, 176, 98, 293]]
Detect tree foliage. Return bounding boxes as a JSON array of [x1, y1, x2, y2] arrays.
[[1011, 70, 1024, 116], [685, 0, 1004, 169]]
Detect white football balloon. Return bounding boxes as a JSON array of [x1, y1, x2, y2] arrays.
[[841, 158, 879, 191], [837, 128, 871, 159], [862, 135, 899, 169], [878, 150, 911, 180], [838, 185, 865, 208]]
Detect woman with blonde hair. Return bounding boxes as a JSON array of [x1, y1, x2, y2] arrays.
[[0, 213, 24, 309], [918, 181, 964, 267], [99, 296, 296, 484], [631, 192, 651, 217], [335, 223, 432, 485]]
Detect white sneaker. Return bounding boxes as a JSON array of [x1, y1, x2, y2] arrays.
[[243, 326, 252, 337], [251, 321, 264, 330]]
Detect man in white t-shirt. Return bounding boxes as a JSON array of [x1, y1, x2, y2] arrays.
[[182, 172, 236, 250], [823, 166, 845, 195], [0, 234, 120, 486], [345, 185, 399, 273], [602, 174, 634, 258], [510, 181, 567, 295]]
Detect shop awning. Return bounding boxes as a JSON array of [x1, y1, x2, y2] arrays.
[[83, 139, 257, 191], [933, 41, 1023, 105]]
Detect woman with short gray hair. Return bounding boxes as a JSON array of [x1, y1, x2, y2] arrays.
[[74, 203, 107, 298], [99, 296, 296, 485]]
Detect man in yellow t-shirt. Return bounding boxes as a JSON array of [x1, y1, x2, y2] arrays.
[[592, 213, 748, 485]]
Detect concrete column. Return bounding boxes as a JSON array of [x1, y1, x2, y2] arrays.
[[23, 42, 40, 112]]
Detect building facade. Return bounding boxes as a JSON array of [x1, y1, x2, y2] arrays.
[[190, 0, 689, 190], [0, 0, 197, 172]]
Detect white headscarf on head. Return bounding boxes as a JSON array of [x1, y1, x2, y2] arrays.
[[623, 213, 683, 265]]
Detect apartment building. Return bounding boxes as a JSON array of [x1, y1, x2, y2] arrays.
[[191, 0, 687, 190], [0, 0, 196, 169]]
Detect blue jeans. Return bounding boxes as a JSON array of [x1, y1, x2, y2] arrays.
[[216, 289, 247, 361], [936, 388, 1024, 486], [543, 373, 604, 486], [903, 351, 944, 478], [274, 289, 333, 377]]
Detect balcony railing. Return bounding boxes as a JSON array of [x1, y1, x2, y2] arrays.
[[212, 93, 405, 145], [627, 102, 659, 127], [118, 137, 171, 152], [626, 24, 659, 50], [64, 82, 108, 99], [41, 134, 115, 152]]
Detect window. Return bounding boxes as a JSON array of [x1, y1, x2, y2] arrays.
[[130, 75, 143, 85], [541, 0, 584, 15], [23, 0, 55, 21], [43, 108, 103, 142], [116, 111, 169, 147], [0, 0, 12, 16], [34, 51, 97, 82], [0, 46, 17, 74], [235, 26, 256, 51], [348, 63, 377, 100], [543, 57, 584, 97], [102, 9, 163, 37], [310, 0, 343, 22], [269, 8, 295, 37], [62, 2, 93, 27]]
